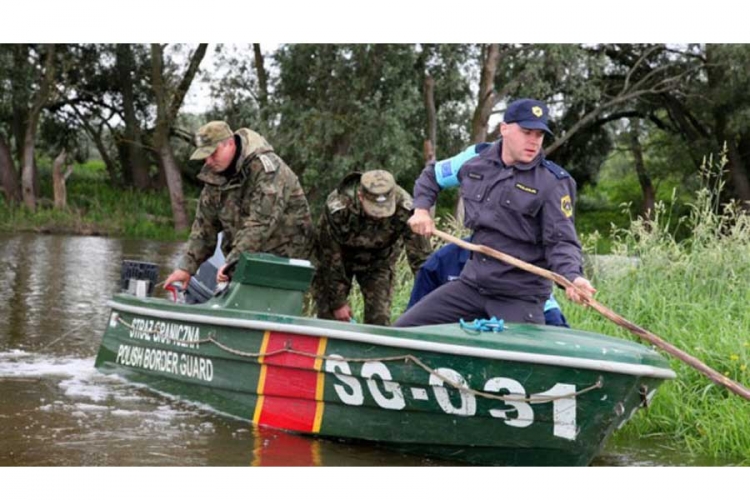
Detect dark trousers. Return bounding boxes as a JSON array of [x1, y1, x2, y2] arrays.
[[393, 279, 545, 327]]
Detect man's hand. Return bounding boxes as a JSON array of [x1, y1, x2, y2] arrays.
[[164, 269, 190, 289], [217, 263, 231, 283], [333, 304, 353, 322], [408, 208, 435, 236], [566, 276, 597, 304]]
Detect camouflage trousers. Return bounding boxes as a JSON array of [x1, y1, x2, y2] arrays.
[[313, 262, 396, 326]]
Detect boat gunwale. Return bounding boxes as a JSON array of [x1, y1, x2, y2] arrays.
[[107, 300, 677, 380]]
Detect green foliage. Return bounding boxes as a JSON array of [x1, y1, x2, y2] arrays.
[[569, 150, 750, 461], [204, 44, 263, 134], [269, 44, 474, 216], [270, 45, 423, 214], [0, 161, 193, 240], [576, 130, 698, 253]]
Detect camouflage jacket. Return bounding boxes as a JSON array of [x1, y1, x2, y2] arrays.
[[315, 172, 432, 308], [178, 128, 313, 275]]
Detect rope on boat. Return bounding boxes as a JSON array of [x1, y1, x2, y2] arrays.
[[116, 316, 603, 403], [459, 316, 505, 334]]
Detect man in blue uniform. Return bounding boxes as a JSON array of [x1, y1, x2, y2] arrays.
[[395, 98, 596, 327], [406, 239, 569, 327]]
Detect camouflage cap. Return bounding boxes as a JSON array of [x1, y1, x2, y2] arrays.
[[190, 121, 234, 160], [360, 170, 396, 218]]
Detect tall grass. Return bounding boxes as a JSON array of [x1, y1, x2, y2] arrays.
[[570, 150, 750, 461]]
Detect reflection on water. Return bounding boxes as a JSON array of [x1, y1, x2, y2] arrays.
[[0, 233, 740, 466]]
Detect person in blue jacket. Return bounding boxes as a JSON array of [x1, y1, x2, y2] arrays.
[[395, 98, 595, 327], [407, 239, 569, 327]]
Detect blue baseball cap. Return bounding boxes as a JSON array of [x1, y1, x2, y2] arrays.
[[503, 98, 553, 135]]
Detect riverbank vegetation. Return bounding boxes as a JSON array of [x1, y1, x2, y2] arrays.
[[0, 160, 197, 240], [574, 153, 750, 463]]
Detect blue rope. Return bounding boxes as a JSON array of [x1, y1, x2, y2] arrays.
[[459, 316, 505, 333]]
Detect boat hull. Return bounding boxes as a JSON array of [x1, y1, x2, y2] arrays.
[[96, 295, 674, 466]]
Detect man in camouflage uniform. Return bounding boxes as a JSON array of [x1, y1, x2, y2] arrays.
[[164, 121, 313, 289], [313, 170, 432, 325]]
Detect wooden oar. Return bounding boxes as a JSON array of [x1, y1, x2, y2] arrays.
[[432, 228, 750, 401]]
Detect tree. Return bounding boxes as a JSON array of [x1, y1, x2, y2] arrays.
[[116, 44, 152, 189], [703, 44, 750, 205], [205, 44, 263, 133], [21, 44, 57, 211], [272, 44, 426, 209], [253, 43, 270, 129], [150, 43, 208, 231], [416, 44, 474, 163], [470, 44, 501, 144], [629, 118, 656, 219], [0, 133, 21, 205], [52, 148, 73, 209]]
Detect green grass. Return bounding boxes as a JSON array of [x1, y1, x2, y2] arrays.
[[0, 160, 197, 240], [566, 155, 750, 462]]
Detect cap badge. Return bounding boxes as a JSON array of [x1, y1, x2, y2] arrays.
[[532, 106, 543, 118]]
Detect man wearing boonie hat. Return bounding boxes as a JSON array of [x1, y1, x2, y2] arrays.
[[313, 169, 432, 325], [164, 121, 313, 289], [395, 98, 596, 327]]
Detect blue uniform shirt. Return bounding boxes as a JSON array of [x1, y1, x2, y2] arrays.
[[408, 240, 569, 327], [413, 140, 584, 299]]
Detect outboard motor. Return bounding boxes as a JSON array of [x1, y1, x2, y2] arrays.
[[186, 257, 220, 304], [120, 260, 159, 298], [185, 232, 226, 304]]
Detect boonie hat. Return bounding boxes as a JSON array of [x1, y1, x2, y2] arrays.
[[360, 170, 396, 218]]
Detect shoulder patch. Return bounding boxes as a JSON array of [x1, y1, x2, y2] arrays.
[[327, 196, 347, 214], [259, 154, 276, 173], [542, 159, 570, 180], [560, 194, 573, 218]]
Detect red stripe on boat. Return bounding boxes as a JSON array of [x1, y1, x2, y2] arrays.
[[256, 331, 323, 432]]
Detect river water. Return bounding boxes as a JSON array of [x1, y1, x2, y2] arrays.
[[0, 233, 736, 467]]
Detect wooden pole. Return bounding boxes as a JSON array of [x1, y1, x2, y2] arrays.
[[432, 229, 750, 401]]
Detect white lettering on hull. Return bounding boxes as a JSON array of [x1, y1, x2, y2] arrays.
[[126, 318, 201, 350], [324, 356, 583, 441], [115, 344, 213, 382]]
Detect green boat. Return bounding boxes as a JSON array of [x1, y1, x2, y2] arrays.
[[95, 253, 676, 466]]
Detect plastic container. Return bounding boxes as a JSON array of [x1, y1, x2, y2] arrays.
[[120, 260, 159, 297]]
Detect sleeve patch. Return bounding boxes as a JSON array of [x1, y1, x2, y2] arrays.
[[328, 198, 346, 214], [439, 160, 453, 180], [561, 195, 573, 218], [435, 144, 486, 189], [259, 155, 276, 173]]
